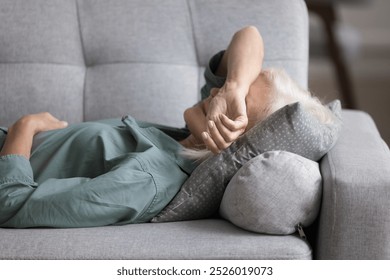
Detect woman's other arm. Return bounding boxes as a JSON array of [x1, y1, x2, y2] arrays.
[[0, 113, 68, 226], [0, 112, 68, 159]]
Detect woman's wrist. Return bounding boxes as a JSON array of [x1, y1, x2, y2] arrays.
[[11, 115, 39, 135], [0, 116, 37, 158], [0, 124, 34, 159], [223, 79, 250, 98], [1, 112, 68, 159]]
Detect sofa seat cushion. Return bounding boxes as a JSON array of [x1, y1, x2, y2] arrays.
[[0, 219, 311, 260]]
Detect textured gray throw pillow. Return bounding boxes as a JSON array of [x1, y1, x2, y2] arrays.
[[219, 151, 322, 234], [151, 100, 342, 223]]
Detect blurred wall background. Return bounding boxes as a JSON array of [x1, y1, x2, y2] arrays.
[[307, 0, 390, 145]]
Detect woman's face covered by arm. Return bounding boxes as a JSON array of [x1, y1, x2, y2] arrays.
[[183, 73, 272, 151]]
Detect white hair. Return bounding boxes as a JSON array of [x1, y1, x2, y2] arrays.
[[263, 68, 335, 125], [181, 68, 336, 161], [180, 148, 213, 162]]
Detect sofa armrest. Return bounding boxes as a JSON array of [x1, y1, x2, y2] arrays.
[[316, 110, 390, 259]]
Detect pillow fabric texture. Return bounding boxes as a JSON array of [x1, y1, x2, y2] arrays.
[[219, 150, 322, 234], [151, 100, 342, 223]]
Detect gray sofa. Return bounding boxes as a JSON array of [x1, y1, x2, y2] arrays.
[[0, 0, 389, 260]]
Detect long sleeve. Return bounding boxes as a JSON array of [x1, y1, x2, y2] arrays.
[[0, 156, 154, 228], [0, 155, 38, 224], [200, 50, 227, 100], [0, 118, 191, 228]]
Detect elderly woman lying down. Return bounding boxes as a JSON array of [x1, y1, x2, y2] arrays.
[[0, 26, 336, 228]]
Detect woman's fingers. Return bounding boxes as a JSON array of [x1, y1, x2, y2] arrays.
[[207, 120, 231, 152], [220, 114, 248, 132], [55, 120, 69, 129], [212, 114, 247, 143], [33, 112, 68, 133], [203, 114, 248, 154], [202, 131, 221, 154]]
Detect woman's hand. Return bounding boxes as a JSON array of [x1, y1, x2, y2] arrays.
[[184, 26, 263, 153], [0, 112, 68, 159], [203, 85, 249, 153], [16, 112, 69, 135]]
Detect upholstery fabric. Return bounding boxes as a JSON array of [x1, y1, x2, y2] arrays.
[[0, 219, 311, 260], [0, 0, 308, 128], [317, 111, 390, 259], [0, 0, 85, 125], [220, 151, 322, 235]]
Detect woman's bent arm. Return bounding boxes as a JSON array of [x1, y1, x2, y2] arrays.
[[0, 112, 68, 159], [205, 26, 264, 153], [0, 119, 35, 159], [216, 25, 264, 93]]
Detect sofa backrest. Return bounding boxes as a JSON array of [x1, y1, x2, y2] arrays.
[[0, 0, 308, 127]]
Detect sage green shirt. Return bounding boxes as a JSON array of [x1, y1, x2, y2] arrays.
[[0, 51, 226, 228], [0, 117, 198, 228]]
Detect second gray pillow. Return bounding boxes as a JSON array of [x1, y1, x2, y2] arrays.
[[219, 151, 322, 234]]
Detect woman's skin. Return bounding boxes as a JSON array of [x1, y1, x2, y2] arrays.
[[0, 113, 68, 159], [180, 73, 271, 152], [182, 26, 271, 153], [0, 26, 270, 159]]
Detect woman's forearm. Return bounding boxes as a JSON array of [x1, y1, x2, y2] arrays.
[[0, 112, 68, 159], [201, 26, 264, 153], [216, 26, 264, 95], [0, 119, 35, 159]]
